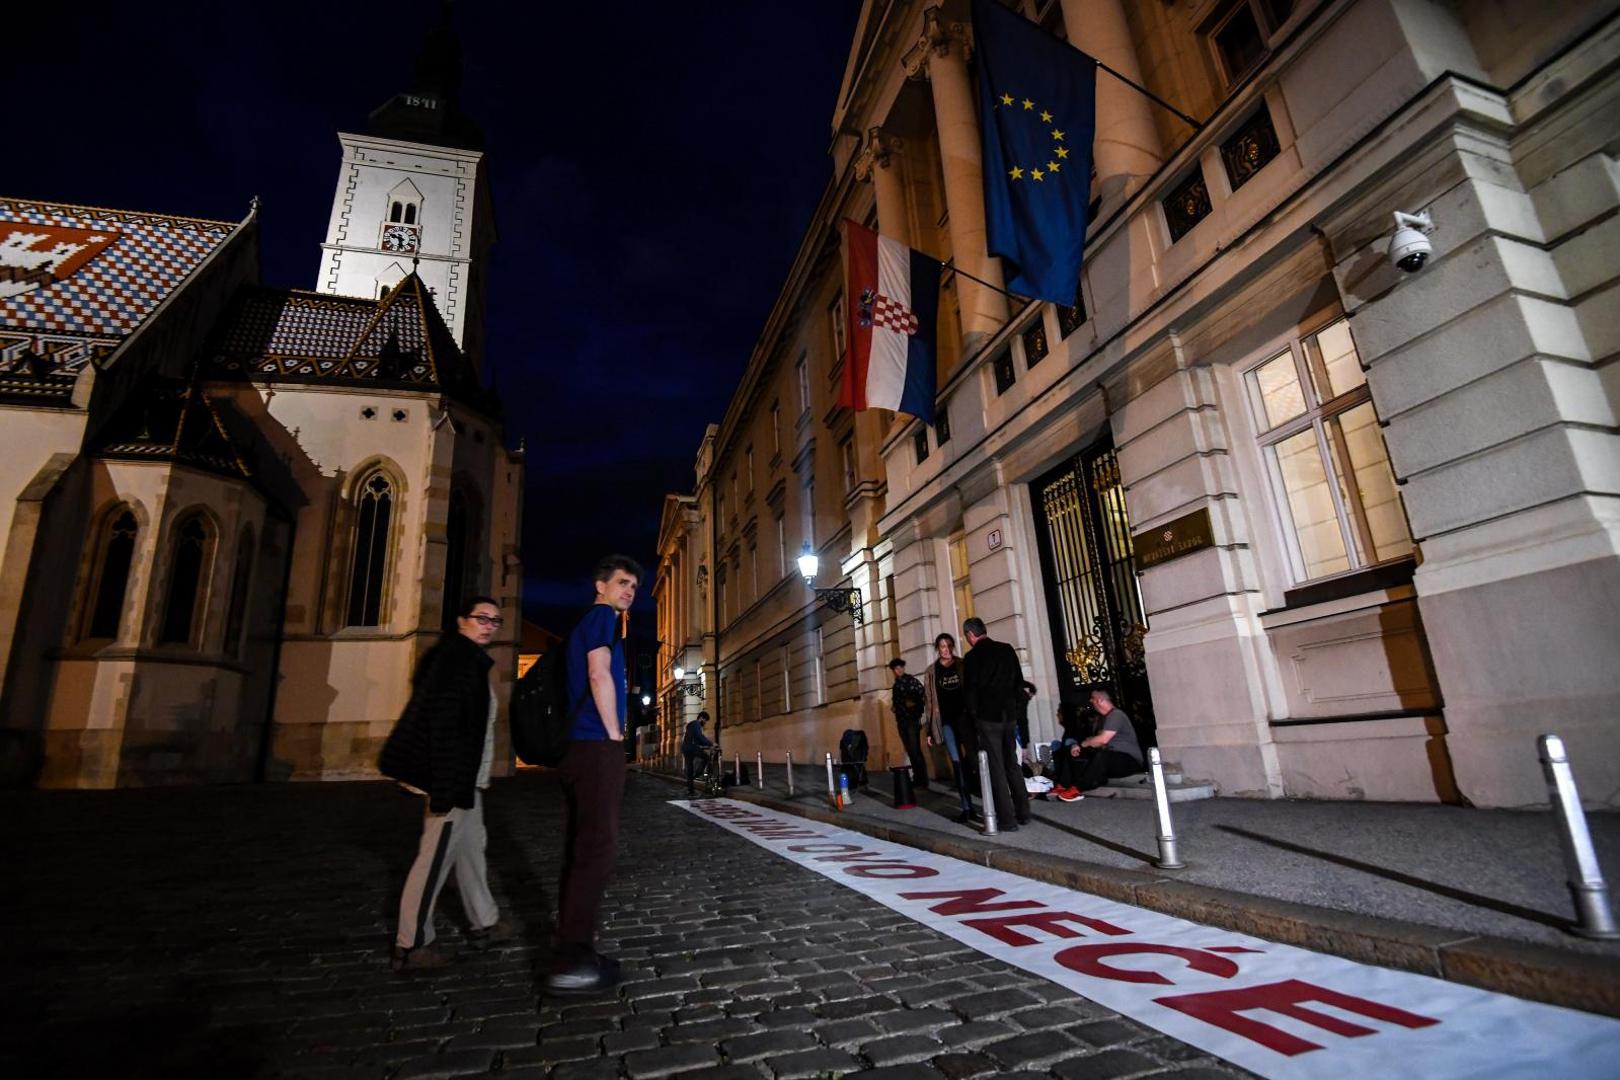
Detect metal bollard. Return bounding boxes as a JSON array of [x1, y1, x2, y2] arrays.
[[756, 751, 764, 790], [1148, 748, 1186, 869], [1538, 734, 1619, 938], [826, 752, 837, 808], [733, 752, 741, 786], [786, 751, 794, 795], [977, 749, 998, 835]]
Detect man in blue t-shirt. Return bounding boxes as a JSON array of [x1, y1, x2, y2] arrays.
[[544, 554, 640, 997]]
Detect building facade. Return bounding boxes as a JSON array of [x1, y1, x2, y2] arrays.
[[659, 0, 1620, 808], [0, 14, 523, 788]]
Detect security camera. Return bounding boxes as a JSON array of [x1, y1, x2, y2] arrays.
[[1388, 211, 1434, 273]]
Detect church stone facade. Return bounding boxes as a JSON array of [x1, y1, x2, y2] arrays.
[[0, 19, 522, 788]]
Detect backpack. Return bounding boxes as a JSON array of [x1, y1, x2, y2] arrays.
[[510, 645, 573, 767]]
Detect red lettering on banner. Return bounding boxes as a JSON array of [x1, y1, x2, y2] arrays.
[[1154, 979, 1440, 1056], [898, 888, 1045, 917], [789, 843, 863, 853], [964, 910, 1130, 946], [846, 863, 939, 879], [816, 851, 891, 863], [1054, 943, 1240, 985]]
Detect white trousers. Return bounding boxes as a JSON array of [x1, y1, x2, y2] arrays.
[[395, 790, 499, 949]]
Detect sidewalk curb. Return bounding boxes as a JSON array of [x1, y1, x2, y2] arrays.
[[639, 768, 1620, 1019]]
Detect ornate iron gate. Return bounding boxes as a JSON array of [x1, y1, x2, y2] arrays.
[[1031, 439, 1156, 745]]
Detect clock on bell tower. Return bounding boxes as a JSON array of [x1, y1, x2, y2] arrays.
[[314, 2, 493, 369]]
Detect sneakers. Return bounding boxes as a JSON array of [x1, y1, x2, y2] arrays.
[[391, 941, 454, 972], [543, 951, 622, 997], [466, 915, 518, 951], [1057, 786, 1085, 802]]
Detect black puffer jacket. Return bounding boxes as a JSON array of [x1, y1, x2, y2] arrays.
[[379, 634, 494, 812]]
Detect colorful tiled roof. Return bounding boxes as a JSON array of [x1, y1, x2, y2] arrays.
[[208, 273, 488, 409], [0, 199, 239, 375], [93, 379, 254, 480]]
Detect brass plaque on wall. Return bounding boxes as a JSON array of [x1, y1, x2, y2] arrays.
[[1133, 507, 1215, 570]]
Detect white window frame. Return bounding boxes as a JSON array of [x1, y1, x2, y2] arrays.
[[796, 352, 811, 416], [1242, 316, 1411, 586]]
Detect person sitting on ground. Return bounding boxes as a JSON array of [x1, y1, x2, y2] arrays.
[[682, 711, 715, 796], [1054, 687, 1144, 802]]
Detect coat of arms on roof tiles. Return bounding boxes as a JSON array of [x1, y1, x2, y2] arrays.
[[0, 223, 120, 299]]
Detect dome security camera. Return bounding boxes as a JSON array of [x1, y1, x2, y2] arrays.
[[1389, 211, 1434, 273]]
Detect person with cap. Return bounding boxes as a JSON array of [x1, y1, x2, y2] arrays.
[[888, 657, 928, 790]]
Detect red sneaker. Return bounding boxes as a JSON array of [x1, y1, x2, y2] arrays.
[[1057, 787, 1084, 803]]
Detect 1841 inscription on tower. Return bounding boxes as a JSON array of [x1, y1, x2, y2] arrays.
[[1132, 507, 1214, 570]]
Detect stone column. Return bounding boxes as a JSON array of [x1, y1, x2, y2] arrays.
[[906, 7, 1008, 354], [855, 128, 910, 244], [1060, 0, 1162, 203]]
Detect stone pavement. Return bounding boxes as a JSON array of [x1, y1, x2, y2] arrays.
[[0, 772, 1246, 1079]]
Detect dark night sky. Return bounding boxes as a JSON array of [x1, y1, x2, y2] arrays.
[[12, 1, 862, 634]]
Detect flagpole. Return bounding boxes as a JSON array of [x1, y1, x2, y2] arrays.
[[934, 257, 1030, 304], [1094, 59, 1202, 130]]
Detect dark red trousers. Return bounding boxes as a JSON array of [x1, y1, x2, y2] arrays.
[[555, 739, 626, 957]]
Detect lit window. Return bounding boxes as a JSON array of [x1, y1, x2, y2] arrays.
[[781, 644, 793, 713], [1246, 319, 1412, 583], [347, 471, 395, 626], [949, 530, 974, 625], [160, 513, 213, 646], [830, 292, 846, 362], [797, 354, 811, 415], [85, 508, 138, 641]]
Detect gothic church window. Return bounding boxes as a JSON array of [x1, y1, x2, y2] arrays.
[[224, 527, 255, 658], [389, 201, 405, 223], [442, 488, 470, 632], [160, 513, 214, 646], [85, 508, 138, 640], [347, 472, 395, 627]]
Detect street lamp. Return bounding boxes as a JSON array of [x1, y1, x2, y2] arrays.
[[672, 665, 705, 697], [641, 693, 652, 707], [798, 542, 864, 625]]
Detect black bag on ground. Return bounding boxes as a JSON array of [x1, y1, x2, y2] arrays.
[[839, 728, 870, 787], [510, 646, 572, 767]]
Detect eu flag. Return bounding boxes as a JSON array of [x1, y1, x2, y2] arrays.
[[972, 0, 1098, 305]]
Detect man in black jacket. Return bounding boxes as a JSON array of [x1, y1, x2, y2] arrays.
[[961, 617, 1031, 832], [380, 596, 513, 970]]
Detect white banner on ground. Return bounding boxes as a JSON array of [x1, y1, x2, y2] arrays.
[[675, 798, 1620, 1079]]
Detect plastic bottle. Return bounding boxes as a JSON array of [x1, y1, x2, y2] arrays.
[[840, 771, 852, 807]]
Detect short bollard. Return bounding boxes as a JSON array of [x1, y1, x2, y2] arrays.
[[785, 751, 795, 795], [977, 749, 999, 835], [733, 752, 741, 787], [1148, 748, 1186, 869], [1538, 734, 1619, 938], [825, 752, 837, 809], [756, 751, 764, 790]]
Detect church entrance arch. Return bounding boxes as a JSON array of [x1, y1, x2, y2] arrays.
[[1030, 436, 1156, 748]]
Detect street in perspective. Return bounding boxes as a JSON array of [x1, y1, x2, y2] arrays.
[[4, 0, 1620, 1078]]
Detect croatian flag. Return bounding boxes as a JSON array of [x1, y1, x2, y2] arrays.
[[839, 220, 940, 424]]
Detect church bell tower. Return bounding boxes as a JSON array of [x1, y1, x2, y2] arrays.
[[315, 3, 492, 369]]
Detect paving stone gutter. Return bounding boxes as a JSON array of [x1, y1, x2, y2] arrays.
[[638, 767, 1620, 1020]]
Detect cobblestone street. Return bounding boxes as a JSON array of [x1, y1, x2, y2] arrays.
[[0, 771, 1249, 1079]]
